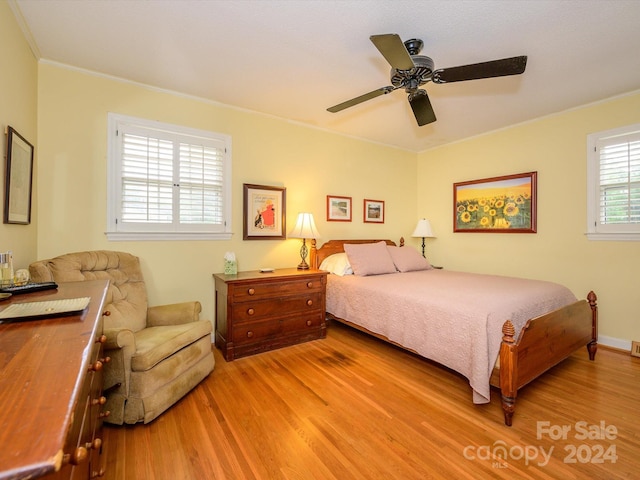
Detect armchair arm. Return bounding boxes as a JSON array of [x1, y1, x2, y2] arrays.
[[146, 301, 202, 327], [103, 327, 136, 350], [102, 327, 135, 392]]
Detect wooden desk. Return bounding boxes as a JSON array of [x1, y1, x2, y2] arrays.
[[0, 280, 109, 480]]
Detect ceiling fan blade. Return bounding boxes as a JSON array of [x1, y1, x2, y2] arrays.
[[370, 34, 415, 71], [327, 86, 396, 113], [432, 56, 527, 84], [408, 90, 436, 126]]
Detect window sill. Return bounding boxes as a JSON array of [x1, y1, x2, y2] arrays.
[[586, 232, 640, 241], [106, 231, 233, 241]]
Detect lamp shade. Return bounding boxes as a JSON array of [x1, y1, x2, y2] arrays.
[[411, 218, 435, 238], [289, 213, 321, 239]]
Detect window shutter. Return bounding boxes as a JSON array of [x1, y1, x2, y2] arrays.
[[121, 133, 174, 224], [178, 142, 226, 225], [597, 132, 640, 225]]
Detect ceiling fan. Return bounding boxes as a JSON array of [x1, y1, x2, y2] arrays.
[[327, 34, 527, 126]]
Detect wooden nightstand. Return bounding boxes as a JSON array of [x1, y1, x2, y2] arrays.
[[213, 268, 327, 361]]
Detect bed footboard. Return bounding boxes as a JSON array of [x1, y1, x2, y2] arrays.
[[498, 291, 598, 426]]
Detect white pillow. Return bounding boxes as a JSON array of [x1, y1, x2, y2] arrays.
[[319, 253, 353, 276], [387, 245, 432, 272], [343, 241, 397, 276]]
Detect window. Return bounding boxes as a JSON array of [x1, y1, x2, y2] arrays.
[[107, 113, 231, 240], [587, 123, 640, 241]]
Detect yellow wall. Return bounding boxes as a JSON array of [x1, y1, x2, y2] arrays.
[[36, 63, 417, 324], [0, 3, 38, 271], [417, 93, 640, 345]]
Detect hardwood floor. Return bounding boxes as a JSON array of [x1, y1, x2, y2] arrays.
[[103, 321, 640, 479]]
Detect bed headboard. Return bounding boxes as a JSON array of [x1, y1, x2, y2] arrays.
[[310, 237, 404, 270]]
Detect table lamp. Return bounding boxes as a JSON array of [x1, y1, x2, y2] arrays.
[[411, 218, 435, 258], [289, 213, 321, 269]]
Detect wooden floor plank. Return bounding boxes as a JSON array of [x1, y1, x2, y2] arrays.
[[102, 322, 640, 479]]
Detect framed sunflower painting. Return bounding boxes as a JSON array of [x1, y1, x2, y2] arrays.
[[453, 171, 537, 233]]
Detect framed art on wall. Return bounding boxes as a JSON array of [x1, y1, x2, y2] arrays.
[[453, 171, 537, 233], [243, 183, 286, 240], [3, 127, 34, 225], [363, 199, 384, 223], [326, 195, 352, 222]]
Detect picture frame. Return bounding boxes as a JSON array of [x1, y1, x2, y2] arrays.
[[363, 199, 385, 223], [3, 127, 34, 225], [453, 171, 537, 233], [243, 183, 286, 240], [326, 195, 352, 222]]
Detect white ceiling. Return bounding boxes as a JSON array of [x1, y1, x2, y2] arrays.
[[11, 0, 640, 152]]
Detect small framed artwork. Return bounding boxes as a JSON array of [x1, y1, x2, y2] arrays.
[[453, 171, 537, 233], [326, 195, 352, 222], [4, 127, 35, 225], [363, 199, 384, 223], [243, 183, 286, 240]]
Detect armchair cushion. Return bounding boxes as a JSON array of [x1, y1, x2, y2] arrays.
[[132, 320, 212, 372]]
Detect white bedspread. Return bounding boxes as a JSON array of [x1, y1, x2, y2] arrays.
[[326, 269, 577, 404]]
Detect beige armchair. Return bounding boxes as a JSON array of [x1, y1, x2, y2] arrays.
[[29, 251, 215, 425]]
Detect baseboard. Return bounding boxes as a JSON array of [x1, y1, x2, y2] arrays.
[[598, 335, 632, 352]]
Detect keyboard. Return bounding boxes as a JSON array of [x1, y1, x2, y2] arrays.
[[0, 297, 90, 321], [0, 282, 58, 295]]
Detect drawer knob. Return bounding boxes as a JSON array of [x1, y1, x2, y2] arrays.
[[306, 320, 312, 326], [91, 468, 106, 478], [306, 281, 313, 288], [247, 308, 255, 315], [247, 331, 254, 338], [91, 396, 107, 406], [86, 438, 102, 450], [96, 334, 107, 344], [99, 410, 111, 419], [307, 299, 313, 306], [247, 288, 255, 295], [103, 310, 111, 317], [89, 360, 103, 372], [64, 446, 88, 465]]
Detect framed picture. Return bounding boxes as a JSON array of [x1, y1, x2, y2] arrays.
[[243, 183, 286, 240], [453, 171, 537, 233], [363, 199, 384, 223], [326, 195, 352, 222], [3, 127, 34, 225]]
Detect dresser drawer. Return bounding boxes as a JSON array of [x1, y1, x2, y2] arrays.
[[232, 312, 325, 346], [231, 291, 323, 322], [230, 276, 325, 302]]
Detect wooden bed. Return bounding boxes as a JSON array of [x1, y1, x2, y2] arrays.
[[310, 238, 598, 426]]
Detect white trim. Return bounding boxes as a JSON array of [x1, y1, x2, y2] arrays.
[[598, 335, 632, 352]]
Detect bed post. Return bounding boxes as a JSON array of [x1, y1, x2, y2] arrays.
[[587, 290, 598, 361], [499, 320, 517, 426], [310, 239, 318, 270]]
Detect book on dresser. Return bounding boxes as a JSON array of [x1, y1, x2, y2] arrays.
[[213, 268, 328, 361]]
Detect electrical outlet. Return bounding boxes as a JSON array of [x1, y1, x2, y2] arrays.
[[632, 341, 640, 358]]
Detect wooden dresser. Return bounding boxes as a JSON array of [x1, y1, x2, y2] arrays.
[[0, 280, 110, 480], [214, 269, 327, 360]]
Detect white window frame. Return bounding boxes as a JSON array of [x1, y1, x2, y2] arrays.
[[106, 113, 232, 241], [586, 123, 640, 241]]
